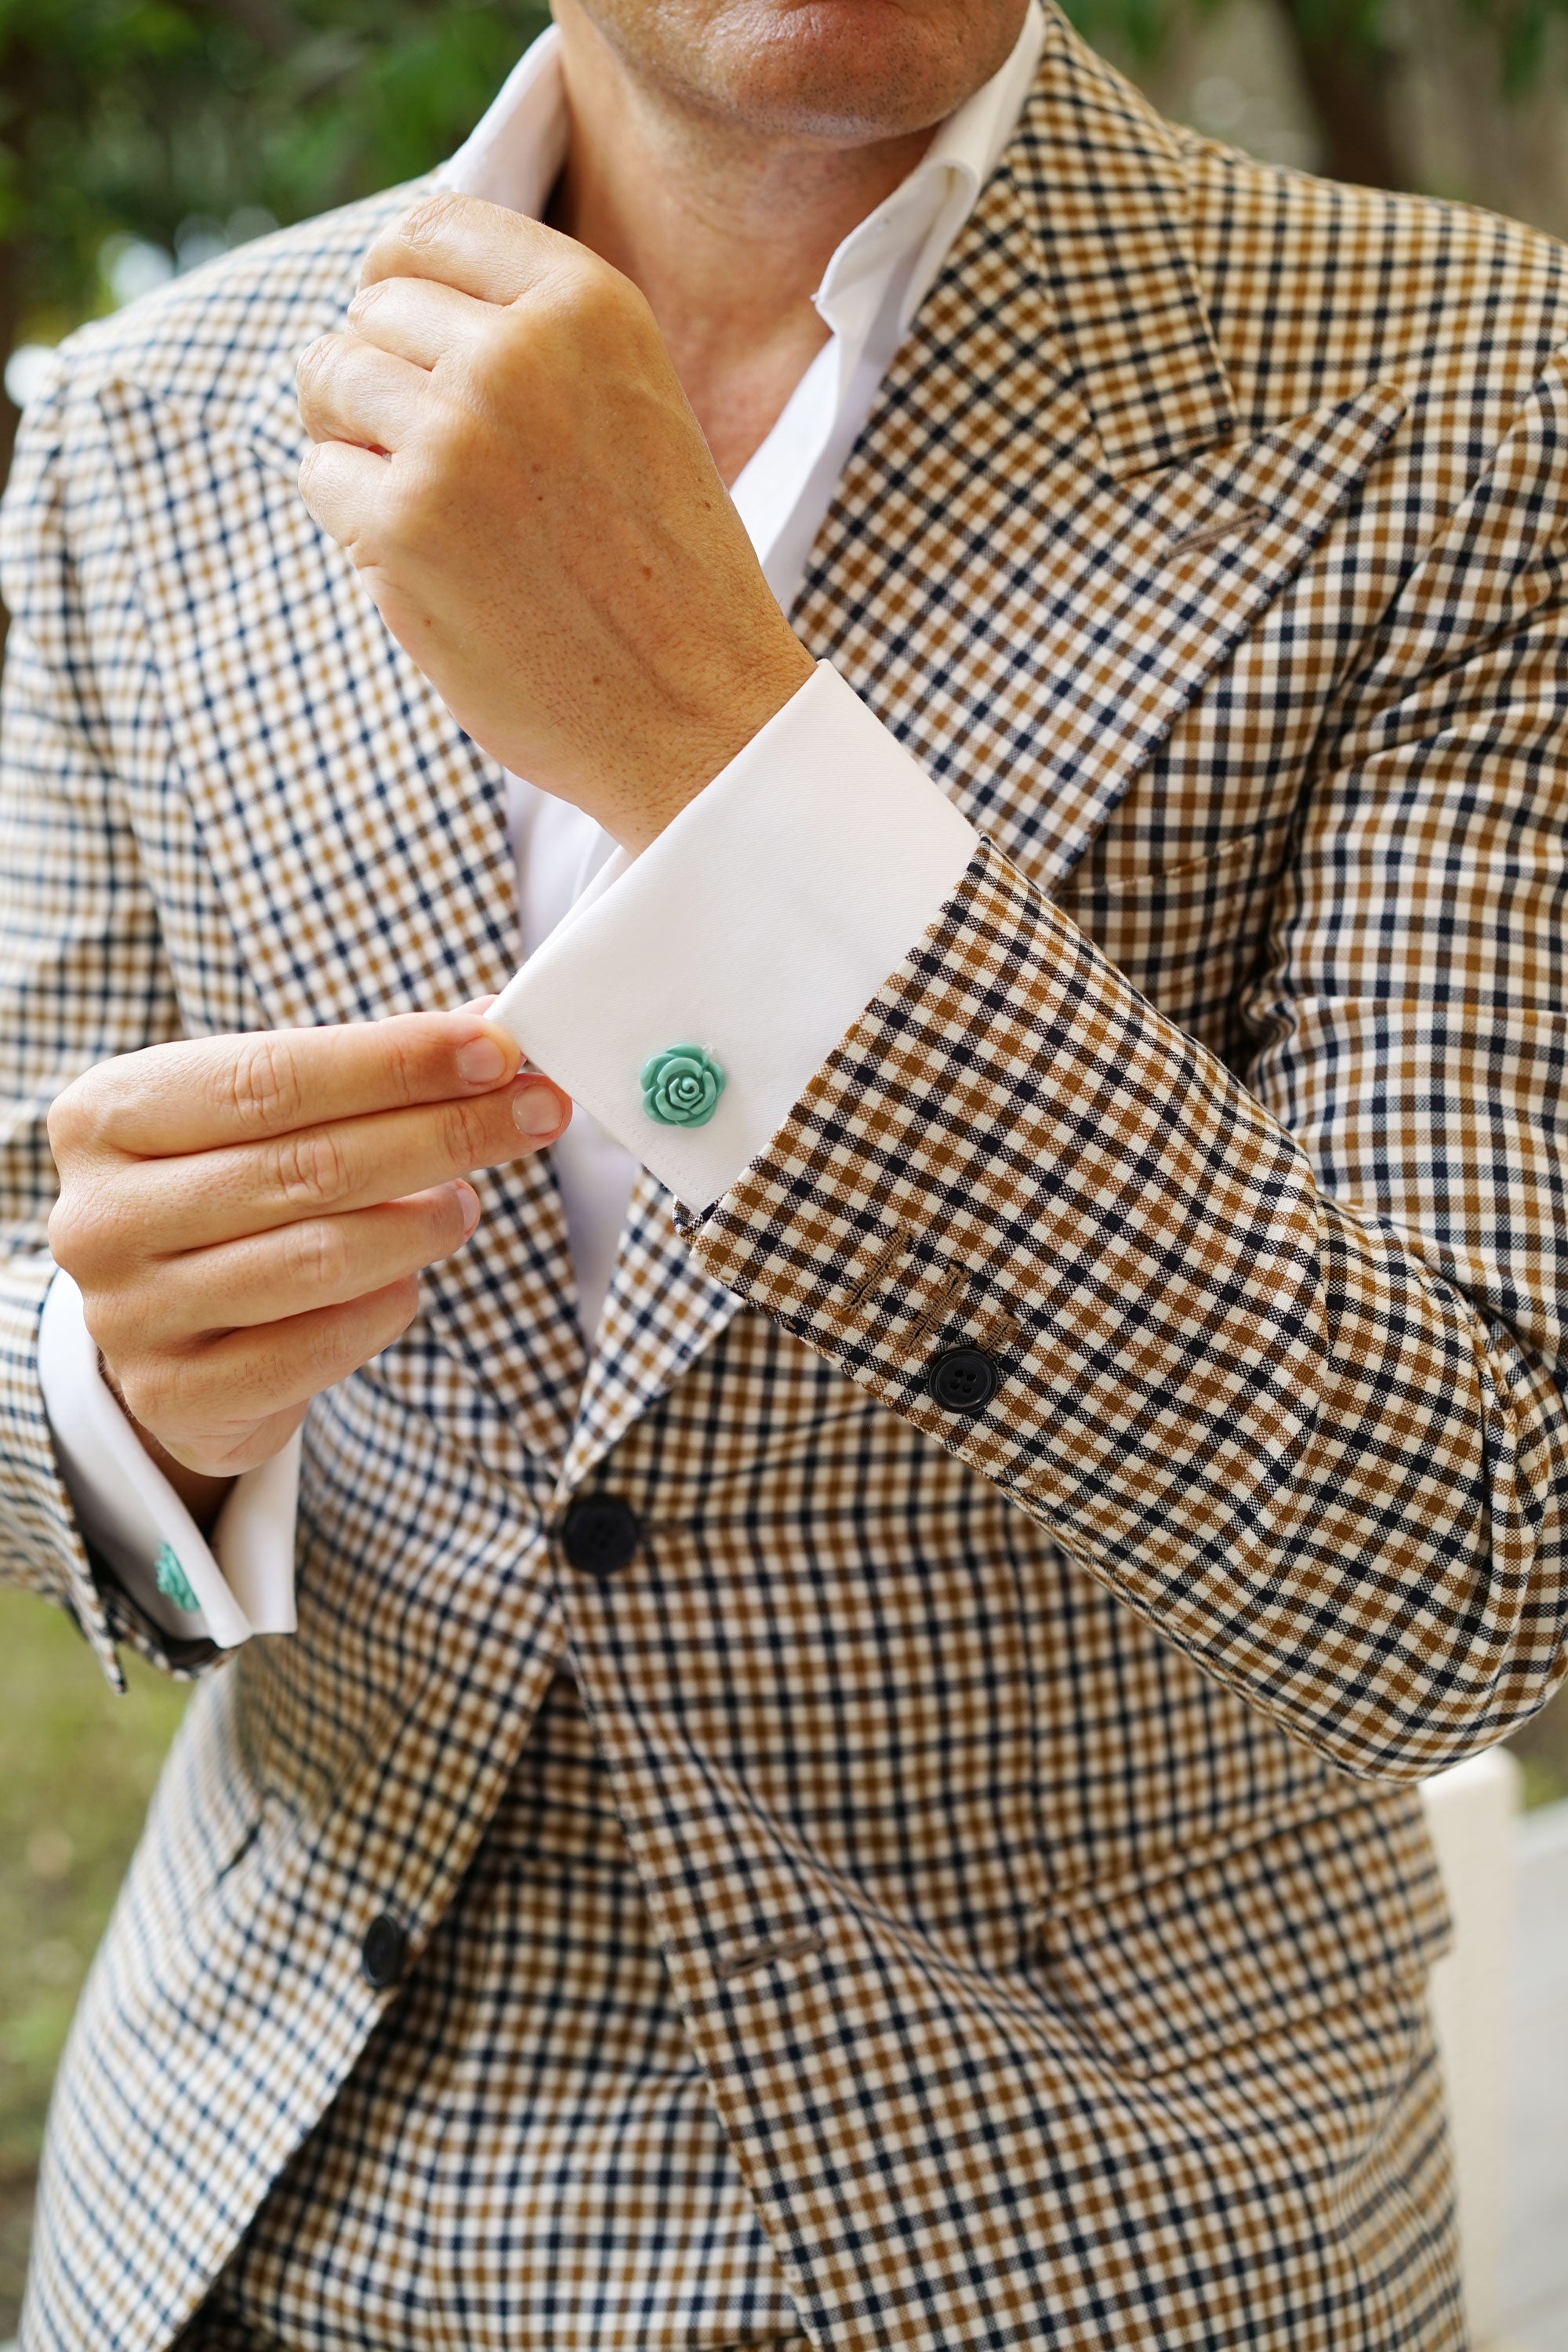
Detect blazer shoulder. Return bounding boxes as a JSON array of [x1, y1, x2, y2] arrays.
[[1183, 132, 1568, 434], [48, 180, 430, 435]]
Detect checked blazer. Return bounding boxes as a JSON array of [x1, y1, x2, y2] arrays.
[[5, 9, 1568, 2347]]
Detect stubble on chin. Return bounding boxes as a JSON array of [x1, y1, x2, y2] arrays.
[[556, 0, 1030, 148]]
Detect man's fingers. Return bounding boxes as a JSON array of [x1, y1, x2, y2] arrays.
[[345, 274, 492, 372], [299, 435, 390, 553], [297, 331, 430, 453], [360, 190, 561, 307], [108, 1075, 568, 1255], [172, 1279, 427, 1437], [111, 1183, 481, 1348], [53, 1014, 523, 1161]]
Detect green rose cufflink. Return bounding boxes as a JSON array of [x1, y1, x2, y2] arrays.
[[155, 1542, 200, 1614], [641, 1044, 725, 1128]]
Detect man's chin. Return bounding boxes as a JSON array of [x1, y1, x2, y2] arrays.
[[596, 0, 1028, 149]]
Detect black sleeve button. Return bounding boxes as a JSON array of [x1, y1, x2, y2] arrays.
[[561, 1494, 643, 1577], [361, 1912, 408, 1989], [928, 1347, 1000, 1414]]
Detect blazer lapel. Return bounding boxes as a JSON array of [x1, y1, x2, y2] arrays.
[[112, 18, 1407, 1479], [793, 12, 1406, 893], [561, 1167, 744, 1490], [106, 365, 584, 1460], [554, 14, 1407, 1462]]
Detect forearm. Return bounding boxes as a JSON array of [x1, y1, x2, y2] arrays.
[[497, 674, 1567, 1784], [681, 842, 1567, 1779]]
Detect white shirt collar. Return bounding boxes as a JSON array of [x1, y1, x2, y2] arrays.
[[815, 6, 1044, 340], [444, 5, 1044, 339]]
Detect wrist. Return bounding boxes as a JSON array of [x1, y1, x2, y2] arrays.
[[612, 633, 818, 855]]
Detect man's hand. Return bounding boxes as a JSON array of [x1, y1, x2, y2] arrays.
[[46, 1014, 570, 1504], [295, 192, 816, 855]]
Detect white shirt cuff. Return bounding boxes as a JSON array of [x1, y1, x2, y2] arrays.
[[491, 662, 980, 1207], [38, 1269, 299, 1649]]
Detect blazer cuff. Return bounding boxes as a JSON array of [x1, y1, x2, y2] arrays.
[[489, 662, 980, 1209], [38, 1269, 299, 1648]]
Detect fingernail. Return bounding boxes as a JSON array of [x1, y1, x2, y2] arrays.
[[454, 1180, 481, 1236], [456, 1037, 507, 1086], [514, 1083, 564, 1138]]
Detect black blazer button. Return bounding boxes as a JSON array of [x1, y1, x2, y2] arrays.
[[928, 1347, 1000, 1414], [561, 1494, 643, 1577], [361, 1912, 408, 1989]]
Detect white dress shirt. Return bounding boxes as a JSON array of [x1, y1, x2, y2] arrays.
[[38, 5, 1044, 1646]]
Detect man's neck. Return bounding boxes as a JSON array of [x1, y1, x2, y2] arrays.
[[547, 7, 940, 485]]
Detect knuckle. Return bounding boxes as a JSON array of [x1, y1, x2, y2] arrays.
[[47, 1064, 120, 1161], [426, 387, 479, 458], [83, 1290, 136, 1364], [45, 1189, 88, 1272], [288, 1215, 350, 1298], [295, 334, 336, 403], [229, 1033, 304, 1138], [379, 461, 440, 551], [45, 1080, 87, 1159], [580, 257, 630, 317], [379, 1273, 421, 1340], [345, 279, 384, 328], [429, 1185, 470, 1255], [47, 1180, 116, 1278], [299, 1312, 352, 1393], [118, 1352, 179, 1437], [437, 1095, 489, 1171], [270, 1125, 350, 1210], [307, 1275, 415, 1387], [398, 190, 463, 257], [564, 255, 641, 339], [378, 1022, 423, 1109]]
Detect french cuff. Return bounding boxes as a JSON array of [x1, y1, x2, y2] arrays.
[[38, 1269, 299, 1649], [491, 662, 980, 1207]]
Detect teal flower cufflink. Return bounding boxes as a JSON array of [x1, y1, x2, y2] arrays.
[[154, 1542, 199, 1615], [641, 1044, 725, 1128]]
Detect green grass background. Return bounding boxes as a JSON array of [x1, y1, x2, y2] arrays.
[[1, 1591, 188, 2329], [2, 1581, 1566, 2333]]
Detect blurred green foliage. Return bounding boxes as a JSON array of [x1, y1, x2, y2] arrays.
[[0, 0, 549, 336], [1067, 0, 1568, 85], [0, 0, 1566, 440], [4, 0, 1567, 351], [1064, 0, 1568, 196]]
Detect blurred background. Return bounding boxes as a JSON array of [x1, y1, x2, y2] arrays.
[[3, 0, 1568, 2340]]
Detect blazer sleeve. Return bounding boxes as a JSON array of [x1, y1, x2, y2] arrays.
[[0, 362, 205, 1686], [684, 358, 1568, 1785]]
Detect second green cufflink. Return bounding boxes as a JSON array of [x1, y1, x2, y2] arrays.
[[641, 1044, 724, 1128], [155, 1542, 200, 1614]]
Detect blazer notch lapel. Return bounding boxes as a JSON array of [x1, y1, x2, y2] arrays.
[[1013, 9, 1236, 480], [997, 383, 1410, 886], [561, 1169, 744, 1490], [793, 14, 1410, 896]]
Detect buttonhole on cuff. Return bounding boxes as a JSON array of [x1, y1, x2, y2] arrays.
[[716, 1926, 826, 1980]]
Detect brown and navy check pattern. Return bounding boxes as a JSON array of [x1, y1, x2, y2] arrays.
[[175, 1671, 808, 2350], [4, 5, 1566, 2344]]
